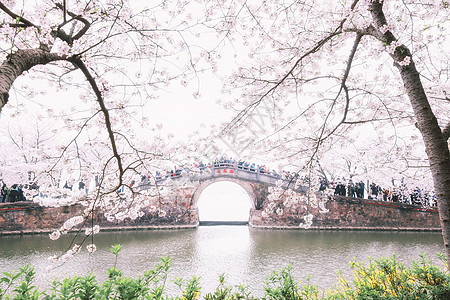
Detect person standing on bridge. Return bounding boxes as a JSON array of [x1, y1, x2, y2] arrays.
[[1, 182, 7, 203], [356, 181, 365, 198], [347, 180, 355, 198], [7, 184, 25, 202]]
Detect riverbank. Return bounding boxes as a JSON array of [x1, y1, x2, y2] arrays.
[[0, 196, 441, 235], [249, 224, 441, 231], [1, 223, 441, 236], [0, 224, 199, 236]]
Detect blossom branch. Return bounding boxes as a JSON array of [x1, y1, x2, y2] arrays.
[[54, 3, 91, 44], [325, 33, 364, 132], [68, 56, 124, 184], [0, 2, 36, 27], [221, 29, 343, 135], [0, 49, 64, 110], [47, 110, 101, 175], [222, 0, 361, 135], [289, 33, 363, 161]]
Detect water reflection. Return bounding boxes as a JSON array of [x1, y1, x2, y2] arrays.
[[193, 226, 254, 289], [0, 227, 444, 296]]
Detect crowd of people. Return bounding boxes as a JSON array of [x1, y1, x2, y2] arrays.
[[1, 157, 436, 209], [0, 179, 88, 203], [0, 183, 35, 203], [324, 179, 366, 199], [327, 178, 436, 207], [146, 157, 282, 183], [140, 158, 436, 209]]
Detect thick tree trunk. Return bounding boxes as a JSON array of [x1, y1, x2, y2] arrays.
[[369, 1, 450, 267], [400, 64, 450, 268], [0, 48, 62, 111]]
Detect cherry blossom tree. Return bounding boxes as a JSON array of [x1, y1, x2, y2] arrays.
[[1, 0, 449, 265], [0, 0, 227, 257], [211, 0, 450, 264], [0, 0, 223, 182], [0, 115, 57, 187]]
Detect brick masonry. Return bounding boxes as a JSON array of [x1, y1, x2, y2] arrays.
[[0, 194, 440, 235], [250, 196, 441, 231]]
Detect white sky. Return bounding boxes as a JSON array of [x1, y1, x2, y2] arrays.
[[149, 76, 231, 138], [197, 181, 251, 221]]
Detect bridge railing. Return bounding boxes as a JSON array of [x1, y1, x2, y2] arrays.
[[139, 164, 308, 194]]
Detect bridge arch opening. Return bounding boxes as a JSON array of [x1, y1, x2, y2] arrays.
[[197, 181, 252, 222]]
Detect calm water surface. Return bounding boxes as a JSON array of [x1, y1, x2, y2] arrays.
[[0, 227, 445, 296]]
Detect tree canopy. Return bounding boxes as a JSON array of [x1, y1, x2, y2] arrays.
[[0, 0, 449, 263]]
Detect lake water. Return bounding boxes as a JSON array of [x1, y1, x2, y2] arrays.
[[0, 226, 445, 296]]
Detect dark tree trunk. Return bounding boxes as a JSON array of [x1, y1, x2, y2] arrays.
[[369, 1, 450, 267], [399, 63, 450, 267], [0, 48, 62, 111]]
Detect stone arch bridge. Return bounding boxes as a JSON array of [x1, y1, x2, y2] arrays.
[[140, 163, 308, 212], [130, 162, 440, 230], [0, 164, 441, 233]]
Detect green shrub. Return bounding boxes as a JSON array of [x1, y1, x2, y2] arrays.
[[0, 264, 41, 299], [262, 266, 320, 300], [329, 254, 450, 300], [1, 249, 449, 300], [203, 274, 257, 300]]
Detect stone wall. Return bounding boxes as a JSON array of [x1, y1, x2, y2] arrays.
[[0, 202, 83, 234], [0, 201, 198, 235], [0, 194, 441, 235], [250, 196, 440, 230]]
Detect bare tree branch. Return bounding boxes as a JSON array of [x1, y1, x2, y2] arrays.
[[0, 2, 36, 27], [0, 49, 64, 110], [55, 3, 91, 43], [68, 56, 124, 185]]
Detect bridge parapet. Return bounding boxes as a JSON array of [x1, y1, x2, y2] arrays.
[[139, 164, 308, 194]]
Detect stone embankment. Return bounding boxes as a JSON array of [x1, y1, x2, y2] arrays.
[[0, 201, 198, 235], [0, 196, 441, 235], [250, 196, 440, 231]]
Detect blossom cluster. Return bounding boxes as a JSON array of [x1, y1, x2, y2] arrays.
[[261, 200, 284, 218], [48, 215, 84, 241], [46, 243, 86, 272], [299, 214, 314, 229], [386, 41, 401, 54], [32, 183, 90, 208], [379, 24, 394, 35], [47, 223, 101, 265], [86, 244, 97, 253], [398, 56, 411, 66], [85, 225, 101, 235]]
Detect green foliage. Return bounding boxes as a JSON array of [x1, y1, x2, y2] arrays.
[[109, 244, 123, 256], [0, 264, 40, 300], [1, 253, 449, 299], [262, 266, 320, 300], [203, 274, 257, 300], [109, 244, 123, 270], [329, 253, 450, 300], [174, 276, 201, 300]]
